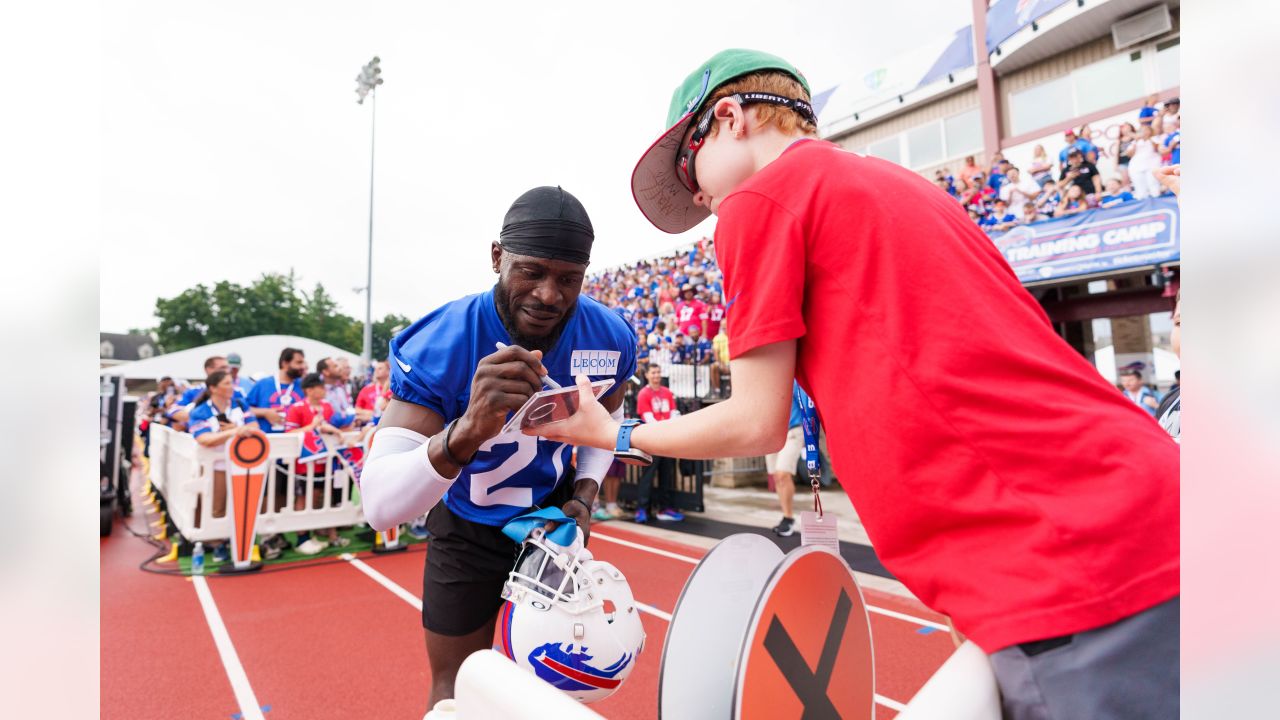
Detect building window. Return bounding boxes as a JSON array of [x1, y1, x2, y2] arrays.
[[943, 109, 982, 158], [867, 136, 901, 164], [1007, 38, 1177, 139], [1156, 37, 1180, 89], [1072, 51, 1146, 117], [906, 122, 944, 169], [101, 340, 114, 358], [1009, 74, 1073, 137]]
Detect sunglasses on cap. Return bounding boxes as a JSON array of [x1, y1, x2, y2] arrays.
[[676, 91, 817, 193]]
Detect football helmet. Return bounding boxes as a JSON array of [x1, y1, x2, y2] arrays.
[[498, 527, 646, 703]]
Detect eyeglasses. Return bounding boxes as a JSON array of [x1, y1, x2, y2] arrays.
[[675, 92, 818, 193]]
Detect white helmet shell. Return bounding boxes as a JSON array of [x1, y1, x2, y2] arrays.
[[498, 528, 646, 703]]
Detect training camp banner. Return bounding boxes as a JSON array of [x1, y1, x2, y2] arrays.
[[991, 196, 1180, 284]]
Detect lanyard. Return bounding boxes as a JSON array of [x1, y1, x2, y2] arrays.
[[793, 384, 823, 518]]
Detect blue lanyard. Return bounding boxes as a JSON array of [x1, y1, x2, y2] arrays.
[[793, 384, 824, 517]]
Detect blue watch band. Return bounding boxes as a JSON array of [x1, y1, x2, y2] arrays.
[[614, 419, 652, 466], [615, 419, 641, 453]]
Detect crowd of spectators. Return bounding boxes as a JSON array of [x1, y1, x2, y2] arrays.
[[582, 236, 732, 398], [936, 96, 1181, 235], [140, 348, 406, 561]]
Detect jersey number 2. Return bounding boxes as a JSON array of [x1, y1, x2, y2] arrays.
[[468, 432, 541, 507]]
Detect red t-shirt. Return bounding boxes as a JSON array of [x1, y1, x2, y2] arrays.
[[715, 139, 1179, 652], [356, 382, 391, 411], [674, 299, 707, 336], [285, 400, 335, 473], [635, 385, 676, 422], [704, 303, 726, 338]]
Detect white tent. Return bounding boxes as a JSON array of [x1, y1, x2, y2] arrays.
[[99, 334, 362, 381]]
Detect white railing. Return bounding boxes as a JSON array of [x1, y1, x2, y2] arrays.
[[147, 424, 366, 543]]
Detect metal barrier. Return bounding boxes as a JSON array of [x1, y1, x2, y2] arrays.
[[147, 424, 365, 543], [665, 364, 713, 399], [617, 458, 707, 513]]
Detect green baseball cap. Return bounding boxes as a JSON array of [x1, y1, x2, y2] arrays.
[[631, 49, 810, 234]]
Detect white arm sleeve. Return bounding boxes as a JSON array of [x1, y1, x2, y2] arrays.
[[575, 405, 624, 488], [360, 426, 459, 531]]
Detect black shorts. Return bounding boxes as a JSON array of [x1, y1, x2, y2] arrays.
[[421, 477, 576, 636]]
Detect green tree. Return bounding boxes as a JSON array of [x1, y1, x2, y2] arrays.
[[371, 313, 413, 360], [151, 272, 365, 353]]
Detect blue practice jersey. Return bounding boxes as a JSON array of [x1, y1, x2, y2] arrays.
[[389, 288, 637, 526], [188, 397, 250, 438], [245, 375, 304, 432]]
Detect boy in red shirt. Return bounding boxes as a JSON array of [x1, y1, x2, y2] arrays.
[[285, 372, 355, 554], [538, 49, 1178, 718]]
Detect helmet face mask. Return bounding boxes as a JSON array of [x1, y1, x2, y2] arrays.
[[507, 530, 592, 609], [499, 529, 647, 703]]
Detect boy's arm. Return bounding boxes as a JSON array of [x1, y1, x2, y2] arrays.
[[530, 339, 795, 459]]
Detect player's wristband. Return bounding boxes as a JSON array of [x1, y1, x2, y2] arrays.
[[569, 496, 593, 516], [442, 419, 477, 467], [614, 419, 653, 466]]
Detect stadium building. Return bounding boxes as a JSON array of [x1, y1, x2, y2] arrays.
[[819, 0, 1181, 389]]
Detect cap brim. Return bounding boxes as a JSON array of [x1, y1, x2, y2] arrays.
[[631, 114, 710, 234]]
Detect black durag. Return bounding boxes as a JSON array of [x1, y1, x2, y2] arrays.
[[498, 186, 594, 264]]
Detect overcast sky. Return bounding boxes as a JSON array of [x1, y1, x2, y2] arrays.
[[100, 0, 970, 333]]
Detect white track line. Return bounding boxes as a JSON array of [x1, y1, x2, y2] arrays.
[[192, 576, 265, 720], [866, 605, 950, 632], [594, 530, 949, 633], [876, 694, 909, 713], [633, 601, 673, 622], [343, 554, 423, 611], [592, 531, 699, 564]]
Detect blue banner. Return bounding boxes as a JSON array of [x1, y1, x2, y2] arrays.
[[986, 0, 1070, 54], [990, 196, 1180, 284], [917, 26, 974, 88]]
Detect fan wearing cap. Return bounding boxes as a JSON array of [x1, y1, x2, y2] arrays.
[[358, 186, 636, 707], [535, 49, 1179, 719], [226, 352, 255, 397]]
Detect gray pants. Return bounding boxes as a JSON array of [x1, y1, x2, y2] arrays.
[[990, 597, 1179, 720]]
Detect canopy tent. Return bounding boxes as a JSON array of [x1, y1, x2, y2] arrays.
[[99, 334, 362, 381]]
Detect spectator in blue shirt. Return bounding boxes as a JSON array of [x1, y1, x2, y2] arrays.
[[1100, 178, 1136, 208], [688, 325, 713, 365], [1162, 130, 1180, 166], [1119, 367, 1162, 418], [988, 159, 1011, 193], [672, 333, 693, 365], [1059, 129, 1098, 167], [1019, 201, 1047, 226], [246, 347, 306, 432], [988, 199, 1018, 232], [171, 355, 241, 424], [977, 208, 998, 233], [1138, 94, 1159, 128]]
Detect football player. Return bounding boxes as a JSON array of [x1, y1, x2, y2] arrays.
[[359, 186, 636, 707]]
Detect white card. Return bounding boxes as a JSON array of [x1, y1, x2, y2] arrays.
[[799, 511, 840, 553], [499, 379, 615, 435]]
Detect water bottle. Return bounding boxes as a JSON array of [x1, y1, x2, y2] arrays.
[[191, 542, 205, 575]]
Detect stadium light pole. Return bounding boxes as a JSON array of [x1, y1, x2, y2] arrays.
[[355, 56, 383, 374]]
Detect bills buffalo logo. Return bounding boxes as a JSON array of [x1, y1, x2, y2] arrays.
[[527, 642, 632, 692]]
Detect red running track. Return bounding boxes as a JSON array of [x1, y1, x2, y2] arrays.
[[102, 514, 957, 719]]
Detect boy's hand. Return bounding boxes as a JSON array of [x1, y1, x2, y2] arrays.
[[526, 374, 618, 450]]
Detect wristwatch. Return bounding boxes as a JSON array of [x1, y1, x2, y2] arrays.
[[613, 419, 653, 466]]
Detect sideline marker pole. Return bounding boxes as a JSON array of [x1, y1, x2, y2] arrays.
[[220, 430, 271, 574]]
